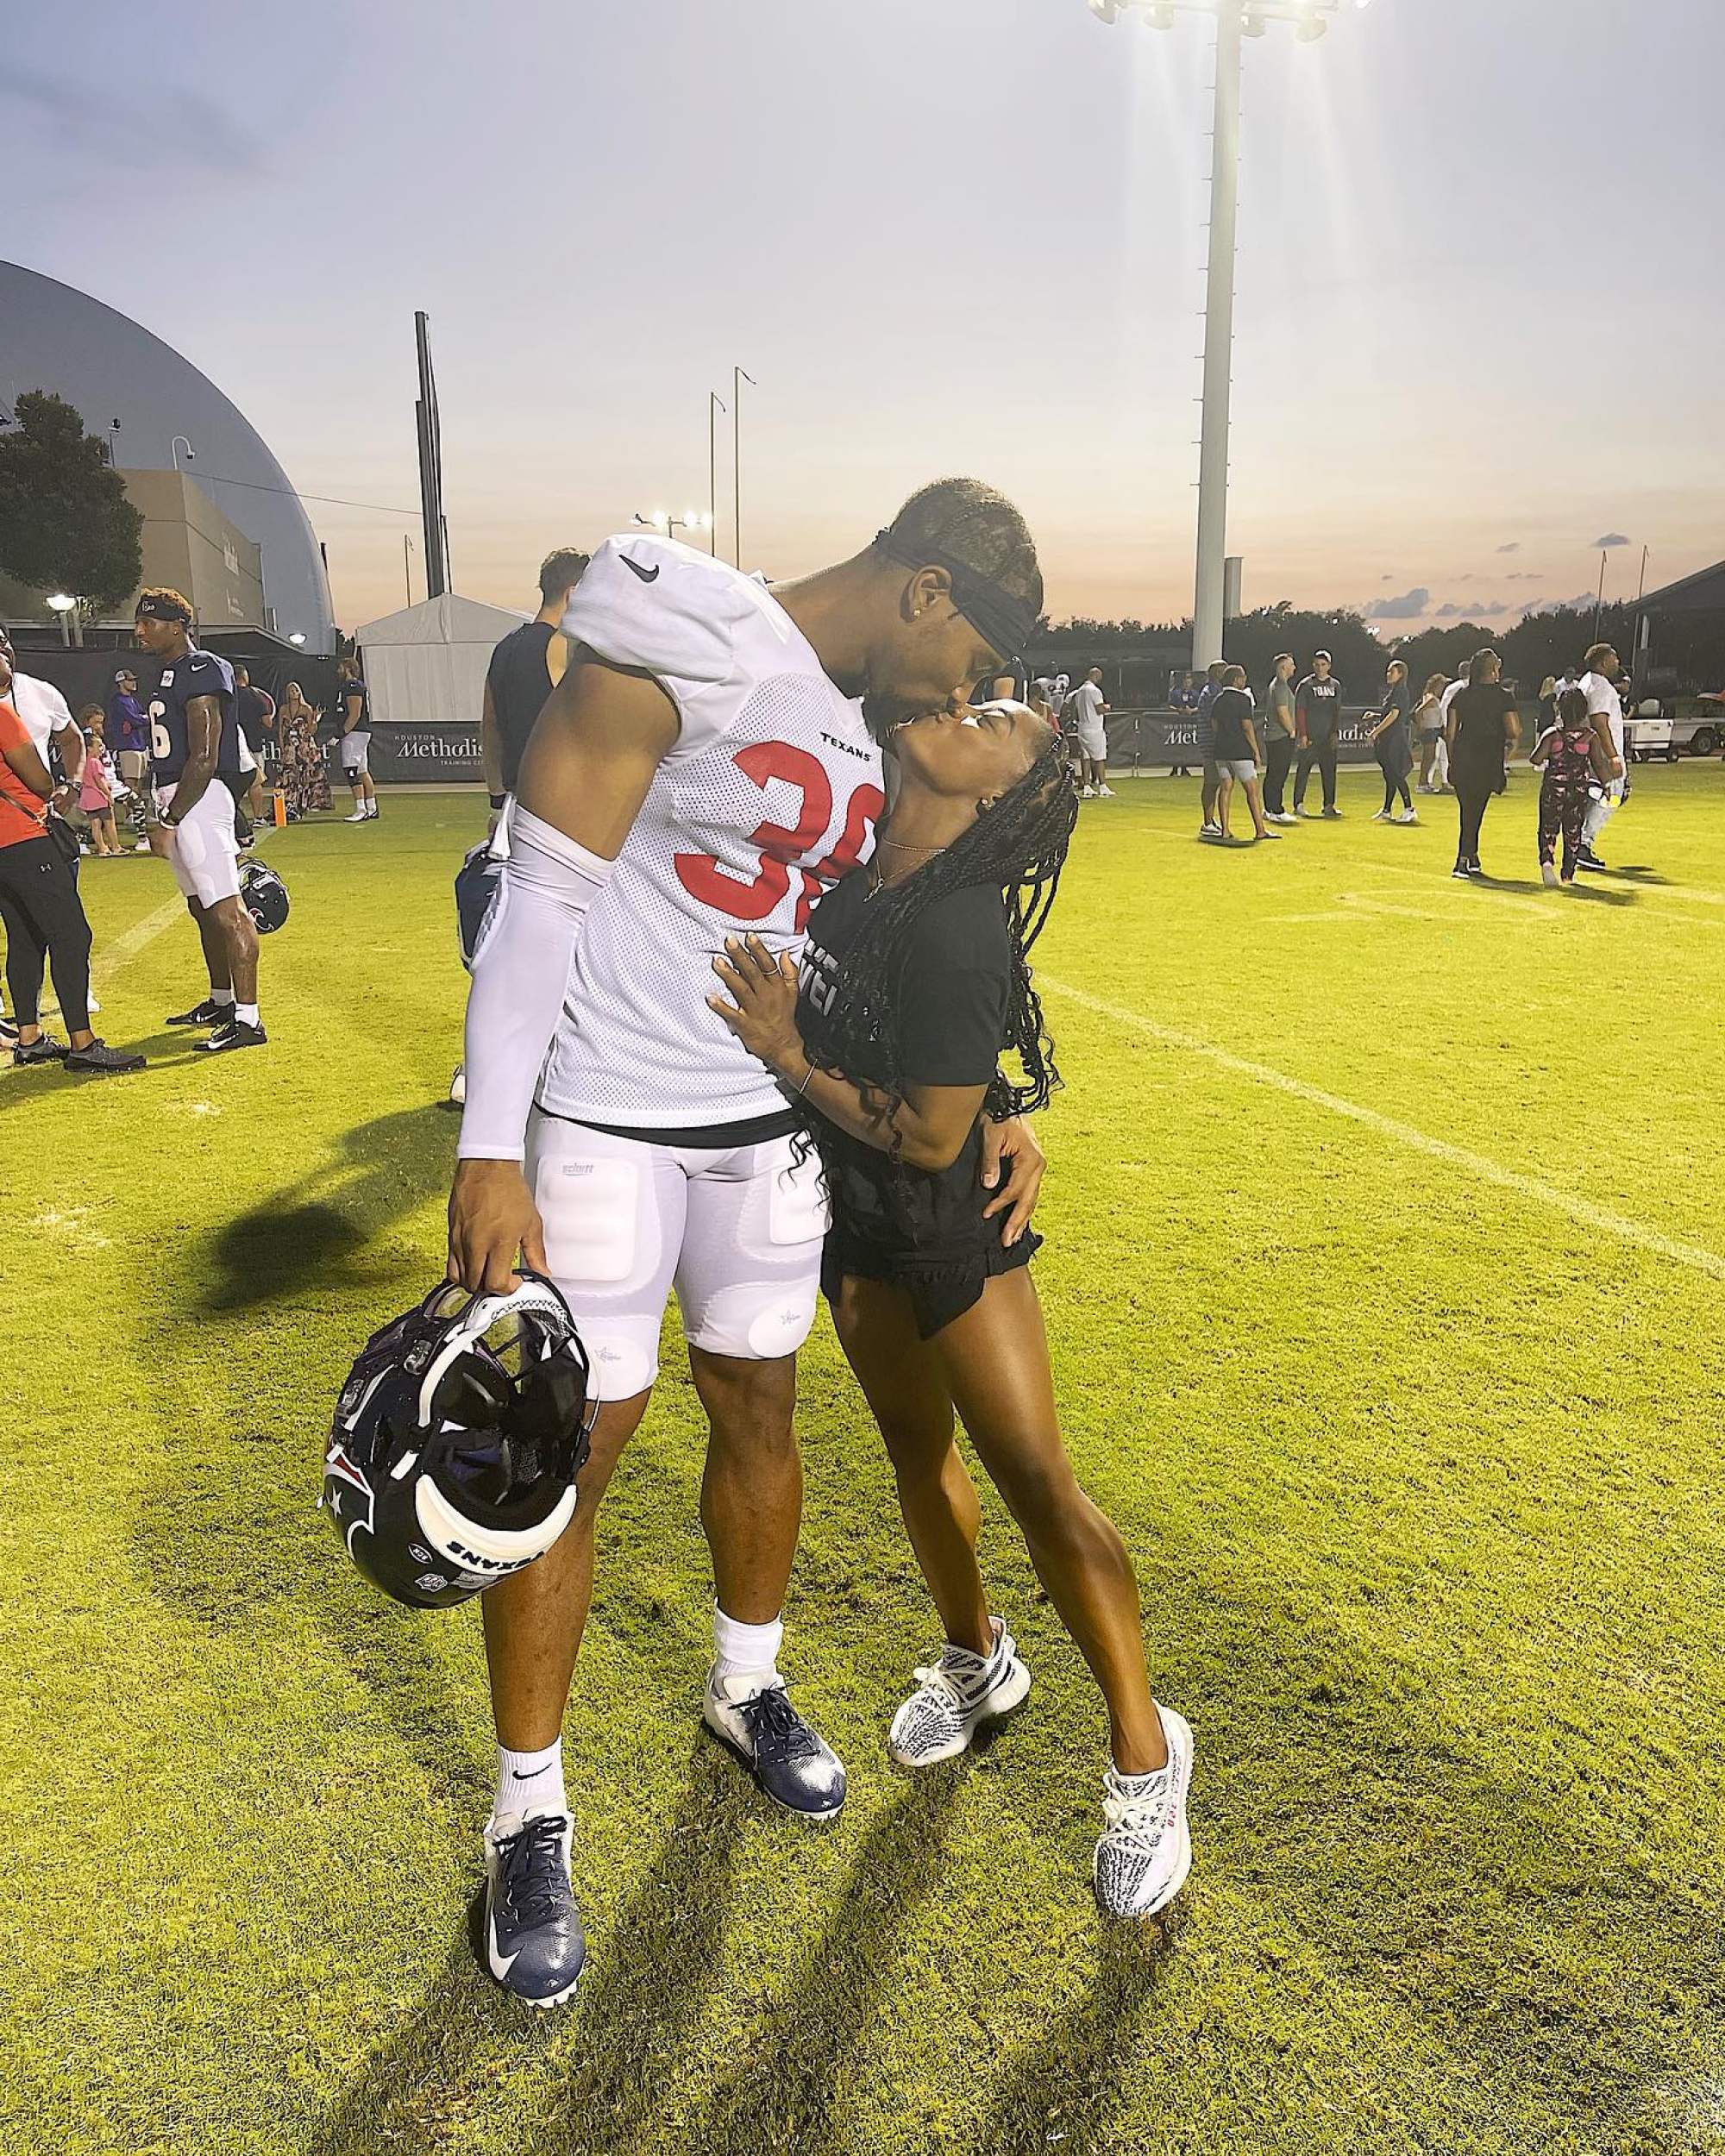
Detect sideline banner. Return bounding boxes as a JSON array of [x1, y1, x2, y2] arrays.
[[1104, 710, 1387, 765], [367, 723, 483, 783]]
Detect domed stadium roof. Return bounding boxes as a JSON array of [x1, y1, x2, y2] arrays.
[[0, 261, 335, 653]]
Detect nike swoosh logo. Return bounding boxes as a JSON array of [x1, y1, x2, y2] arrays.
[[621, 557, 661, 582], [511, 1765, 552, 1780]]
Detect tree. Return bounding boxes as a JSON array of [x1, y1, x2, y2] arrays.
[[0, 391, 144, 612]]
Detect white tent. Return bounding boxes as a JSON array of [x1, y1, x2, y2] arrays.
[[354, 592, 528, 728]]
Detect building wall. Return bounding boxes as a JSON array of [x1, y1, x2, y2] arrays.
[[0, 472, 265, 639], [119, 469, 265, 631]]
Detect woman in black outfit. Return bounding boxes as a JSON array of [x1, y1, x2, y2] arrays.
[[1367, 658, 1417, 823], [710, 702, 1193, 1921], [1445, 649, 1521, 878], [0, 650, 145, 1073]]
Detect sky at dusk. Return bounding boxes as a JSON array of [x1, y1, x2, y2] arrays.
[[6, 0, 1720, 635]]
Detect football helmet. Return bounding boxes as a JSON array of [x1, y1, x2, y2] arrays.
[[239, 858, 289, 935], [455, 841, 504, 973], [323, 1274, 593, 1611]]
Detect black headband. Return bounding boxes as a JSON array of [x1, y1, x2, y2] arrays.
[[875, 530, 1036, 667], [135, 594, 192, 625]]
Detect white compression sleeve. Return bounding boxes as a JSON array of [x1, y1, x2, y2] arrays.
[[455, 808, 615, 1162]]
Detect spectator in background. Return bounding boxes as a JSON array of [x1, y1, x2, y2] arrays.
[[0, 626, 84, 804], [1261, 654, 1299, 824], [482, 548, 590, 828], [1196, 660, 1228, 836], [1169, 670, 1199, 780], [1446, 648, 1520, 879], [1068, 664, 1113, 799], [1415, 671, 1449, 794], [107, 667, 152, 846], [1576, 642, 1628, 871], [1367, 658, 1418, 824], [1208, 665, 1276, 844], [1293, 651, 1344, 818], [1532, 684, 1615, 887], [77, 709, 121, 856], [335, 658, 377, 824], [277, 680, 329, 819], [233, 666, 274, 824], [0, 648, 145, 1073]]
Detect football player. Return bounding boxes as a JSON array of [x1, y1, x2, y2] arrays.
[[448, 479, 1047, 2006], [132, 590, 267, 1052]]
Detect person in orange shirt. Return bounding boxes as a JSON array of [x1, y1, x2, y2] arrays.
[[0, 655, 145, 1074]]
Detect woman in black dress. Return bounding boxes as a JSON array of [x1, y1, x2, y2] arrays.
[[709, 703, 1193, 1921], [1445, 649, 1521, 877], [1367, 658, 1417, 823]]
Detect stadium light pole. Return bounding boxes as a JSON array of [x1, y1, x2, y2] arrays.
[[171, 435, 195, 473], [708, 390, 727, 557], [1082, 0, 1373, 669], [733, 366, 756, 569]]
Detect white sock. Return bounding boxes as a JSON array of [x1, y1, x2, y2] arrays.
[[492, 1739, 567, 1827], [713, 1603, 783, 1688], [211, 986, 235, 1006], [235, 1003, 260, 1027]]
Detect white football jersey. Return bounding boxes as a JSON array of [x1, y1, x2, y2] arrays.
[[538, 535, 885, 1129]]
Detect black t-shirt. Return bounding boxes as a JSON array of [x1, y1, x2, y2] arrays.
[[148, 646, 243, 786], [486, 622, 560, 795], [235, 684, 272, 752], [1209, 687, 1255, 761], [1296, 674, 1344, 739], [798, 871, 1010, 1263], [337, 677, 371, 736], [1450, 682, 1515, 783]]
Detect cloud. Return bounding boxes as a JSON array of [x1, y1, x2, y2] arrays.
[[1505, 573, 1540, 582], [1436, 601, 1511, 619], [1364, 586, 1432, 620], [0, 65, 265, 174], [1496, 542, 1521, 554], [1593, 532, 1631, 548]]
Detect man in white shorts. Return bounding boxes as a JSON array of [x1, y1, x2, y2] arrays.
[[335, 660, 377, 823], [1069, 664, 1113, 797], [448, 479, 1047, 2007], [1575, 642, 1628, 871], [131, 589, 266, 1052]]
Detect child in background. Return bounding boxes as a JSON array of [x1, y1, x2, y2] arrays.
[[1531, 685, 1616, 887], [78, 708, 120, 856]]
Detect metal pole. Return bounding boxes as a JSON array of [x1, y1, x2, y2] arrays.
[[1592, 548, 1608, 642], [733, 367, 756, 569], [709, 391, 726, 557], [404, 534, 414, 606], [1193, 0, 1244, 673]]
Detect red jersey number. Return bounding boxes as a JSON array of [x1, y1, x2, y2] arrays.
[[674, 743, 881, 927]]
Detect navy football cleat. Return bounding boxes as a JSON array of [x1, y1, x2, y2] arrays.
[[703, 1669, 846, 1820], [482, 1810, 586, 2008]]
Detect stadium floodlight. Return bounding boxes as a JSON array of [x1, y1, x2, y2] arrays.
[[1081, 0, 1372, 668], [45, 592, 77, 611], [288, 631, 307, 646], [635, 508, 699, 542]]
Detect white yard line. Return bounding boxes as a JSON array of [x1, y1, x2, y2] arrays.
[[1041, 975, 1725, 1284], [91, 891, 190, 981]]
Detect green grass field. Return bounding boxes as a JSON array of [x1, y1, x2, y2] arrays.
[[3, 766, 1722, 2156]]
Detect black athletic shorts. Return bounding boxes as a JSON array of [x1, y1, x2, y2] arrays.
[[820, 1227, 1040, 1341]]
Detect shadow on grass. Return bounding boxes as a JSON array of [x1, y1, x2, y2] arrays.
[[304, 1752, 748, 2156], [668, 1777, 961, 2156], [520, 1746, 750, 2156], [201, 1104, 453, 1310], [961, 1920, 1179, 2156]]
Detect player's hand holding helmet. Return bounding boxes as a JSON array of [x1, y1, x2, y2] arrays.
[[323, 1274, 593, 1610]]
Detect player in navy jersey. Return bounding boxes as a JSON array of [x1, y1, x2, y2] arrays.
[[133, 590, 267, 1051]]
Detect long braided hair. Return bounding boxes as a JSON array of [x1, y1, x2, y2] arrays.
[[797, 733, 1081, 1190]]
